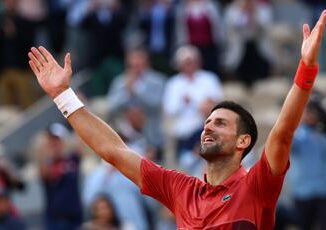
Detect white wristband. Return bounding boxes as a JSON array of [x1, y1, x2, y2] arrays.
[[53, 88, 84, 118]]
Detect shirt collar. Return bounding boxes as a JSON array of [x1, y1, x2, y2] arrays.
[[203, 166, 247, 188]]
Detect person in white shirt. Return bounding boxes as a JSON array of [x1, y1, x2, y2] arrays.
[[163, 45, 223, 155]]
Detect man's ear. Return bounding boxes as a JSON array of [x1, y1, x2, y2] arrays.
[[236, 134, 251, 150]]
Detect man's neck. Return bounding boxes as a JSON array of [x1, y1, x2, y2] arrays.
[[206, 156, 241, 186]]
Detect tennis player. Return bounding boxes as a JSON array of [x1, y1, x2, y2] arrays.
[[28, 10, 326, 229]]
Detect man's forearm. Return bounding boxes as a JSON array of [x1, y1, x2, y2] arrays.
[[67, 108, 128, 163], [271, 85, 310, 139], [67, 107, 142, 186]]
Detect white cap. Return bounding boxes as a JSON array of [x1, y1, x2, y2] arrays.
[[47, 123, 70, 139]]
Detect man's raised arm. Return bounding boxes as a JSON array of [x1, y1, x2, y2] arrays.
[[28, 47, 142, 187], [265, 10, 326, 175]]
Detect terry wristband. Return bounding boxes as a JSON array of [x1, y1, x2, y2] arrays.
[[53, 88, 84, 118], [294, 59, 319, 90]]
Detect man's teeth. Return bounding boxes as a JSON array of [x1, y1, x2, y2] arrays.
[[205, 137, 214, 142]]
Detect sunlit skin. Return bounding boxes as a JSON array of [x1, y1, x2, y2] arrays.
[[27, 10, 326, 188], [200, 109, 252, 186], [200, 109, 249, 161], [93, 198, 114, 225], [126, 50, 149, 77]]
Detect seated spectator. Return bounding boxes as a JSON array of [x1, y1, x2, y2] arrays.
[[83, 162, 153, 230], [116, 101, 158, 160], [107, 47, 166, 149], [37, 123, 83, 230], [0, 144, 25, 194], [156, 206, 176, 230], [0, 188, 26, 230], [179, 142, 204, 179], [163, 45, 223, 155], [287, 101, 326, 230], [81, 195, 121, 230]]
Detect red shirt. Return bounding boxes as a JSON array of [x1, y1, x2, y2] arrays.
[[140, 151, 288, 229], [186, 14, 214, 46]]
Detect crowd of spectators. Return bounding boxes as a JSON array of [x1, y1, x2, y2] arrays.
[[0, 0, 326, 229]]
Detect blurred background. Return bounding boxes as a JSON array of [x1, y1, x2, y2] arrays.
[[0, 0, 326, 229]]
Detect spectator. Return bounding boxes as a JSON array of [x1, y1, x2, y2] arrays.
[[137, 0, 176, 74], [0, 188, 26, 230], [80, 0, 127, 67], [287, 101, 326, 230], [45, 0, 70, 55], [163, 45, 223, 155], [175, 0, 224, 74], [179, 141, 204, 179], [81, 195, 121, 230], [107, 47, 166, 149], [156, 206, 176, 230], [0, 0, 46, 108], [224, 0, 273, 86], [115, 101, 157, 160], [37, 123, 83, 230], [83, 162, 152, 230], [0, 145, 25, 194], [0, 144, 25, 218]]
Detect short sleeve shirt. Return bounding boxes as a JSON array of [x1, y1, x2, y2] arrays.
[[140, 150, 288, 229]]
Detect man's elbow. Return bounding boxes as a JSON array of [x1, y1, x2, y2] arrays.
[[97, 145, 128, 165], [270, 129, 294, 146]]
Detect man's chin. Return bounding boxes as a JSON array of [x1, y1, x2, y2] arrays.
[[199, 144, 221, 159]]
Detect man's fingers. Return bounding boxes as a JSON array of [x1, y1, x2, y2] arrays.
[[303, 24, 310, 40], [28, 52, 42, 70], [64, 53, 72, 73], [318, 10, 326, 25], [31, 47, 47, 66], [29, 60, 40, 75], [39, 46, 56, 63]]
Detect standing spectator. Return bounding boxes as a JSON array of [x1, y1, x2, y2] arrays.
[[81, 195, 121, 230], [137, 0, 176, 74], [45, 0, 69, 55], [175, 0, 224, 74], [37, 123, 83, 230], [107, 47, 166, 149], [0, 0, 46, 108], [224, 0, 273, 86], [80, 0, 127, 67], [163, 45, 223, 155], [287, 101, 326, 230]]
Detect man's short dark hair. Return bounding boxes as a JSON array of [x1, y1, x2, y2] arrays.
[[210, 101, 258, 160]]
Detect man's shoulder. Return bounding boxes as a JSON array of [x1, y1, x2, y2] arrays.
[[141, 158, 202, 184]]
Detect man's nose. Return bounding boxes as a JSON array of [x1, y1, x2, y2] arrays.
[[204, 122, 213, 133]]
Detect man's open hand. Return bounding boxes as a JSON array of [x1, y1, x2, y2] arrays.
[[301, 10, 326, 66], [28, 47, 72, 98]]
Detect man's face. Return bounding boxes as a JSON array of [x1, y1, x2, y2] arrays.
[[179, 57, 199, 75], [126, 51, 148, 75], [200, 109, 240, 161], [47, 135, 65, 157]]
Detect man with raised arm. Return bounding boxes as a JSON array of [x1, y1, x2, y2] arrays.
[[28, 11, 326, 229]]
